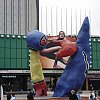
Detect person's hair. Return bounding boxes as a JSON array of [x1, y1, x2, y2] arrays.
[[29, 89, 31, 91], [12, 93, 15, 96], [59, 31, 65, 37]]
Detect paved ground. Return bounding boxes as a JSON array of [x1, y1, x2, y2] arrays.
[[3, 91, 90, 100], [2, 90, 100, 100], [3, 95, 89, 100]]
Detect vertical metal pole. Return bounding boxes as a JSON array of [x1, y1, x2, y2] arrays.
[[56, 7, 58, 35], [85, 9, 86, 17], [86, 77, 89, 90], [66, 8, 67, 36], [19, 0, 21, 35], [71, 8, 72, 36], [5, 0, 7, 34], [61, 8, 62, 30], [27, 0, 29, 32], [46, 6, 47, 34], [4, 0, 7, 68], [11, 0, 14, 34], [4, 0, 5, 34], [13, 0, 14, 34], [80, 9, 81, 27], [11, 0, 12, 34], [36, 0, 39, 30], [25, 0, 27, 35], [6, 0, 7, 34], [89, 10, 91, 36], [75, 9, 77, 36], [18, 0, 19, 34], [41, 6, 42, 32], [51, 7, 53, 35]]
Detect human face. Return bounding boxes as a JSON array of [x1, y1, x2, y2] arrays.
[[40, 36, 47, 46], [59, 31, 65, 39]]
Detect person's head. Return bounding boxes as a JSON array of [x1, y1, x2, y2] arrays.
[[58, 31, 65, 40], [12, 93, 15, 97], [26, 30, 48, 51], [90, 84, 92, 87], [71, 90, 75, 95], [40, 35, 48, 46]]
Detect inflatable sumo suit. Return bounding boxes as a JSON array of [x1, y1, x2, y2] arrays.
[[53, 17, 90, 97], [26, 30, 48, 96]]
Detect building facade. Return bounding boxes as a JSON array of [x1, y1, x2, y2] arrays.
[[0, 0, 100, 92]]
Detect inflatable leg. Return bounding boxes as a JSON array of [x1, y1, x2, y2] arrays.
[[30, 50, 47, 96], [34, 81, 47, 96]]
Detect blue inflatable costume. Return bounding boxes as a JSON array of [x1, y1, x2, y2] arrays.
[[53, 17, 90, 97], [26, 30, 48, 96]]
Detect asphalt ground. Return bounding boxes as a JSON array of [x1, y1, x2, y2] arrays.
[[3, 90, 100, 100], [3, 91, 90, 100]]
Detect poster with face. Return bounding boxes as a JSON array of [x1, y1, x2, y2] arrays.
[[39, 36, 77, 69]]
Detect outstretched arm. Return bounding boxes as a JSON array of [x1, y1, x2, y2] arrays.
[[56, 42, 77, 59], [41, 46, 61, 53], [53, 42, 77, 68]]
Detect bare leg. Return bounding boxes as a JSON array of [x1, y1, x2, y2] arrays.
[[53, 58, 67, 68], [59, 58, 67, 65]]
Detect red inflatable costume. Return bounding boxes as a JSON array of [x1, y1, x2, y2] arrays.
[[52, 39, 77, 59], [51, 38, 77, 67]]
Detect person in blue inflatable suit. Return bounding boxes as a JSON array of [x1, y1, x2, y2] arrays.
[[52, 17, 90, 97], [26, 30, 62, 96]]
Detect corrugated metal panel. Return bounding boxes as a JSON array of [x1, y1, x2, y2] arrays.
[[0, 34, 29, 69], [0, 0, 37, 35], [90, 37, 100, 69]]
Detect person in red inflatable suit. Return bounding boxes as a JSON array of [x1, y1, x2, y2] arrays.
[[50, 32, 77, 68]]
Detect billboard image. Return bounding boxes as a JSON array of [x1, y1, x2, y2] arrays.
[[39, 36, 77, 69]]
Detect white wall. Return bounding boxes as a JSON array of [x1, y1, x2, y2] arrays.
[[39, 0, 100, 36]]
